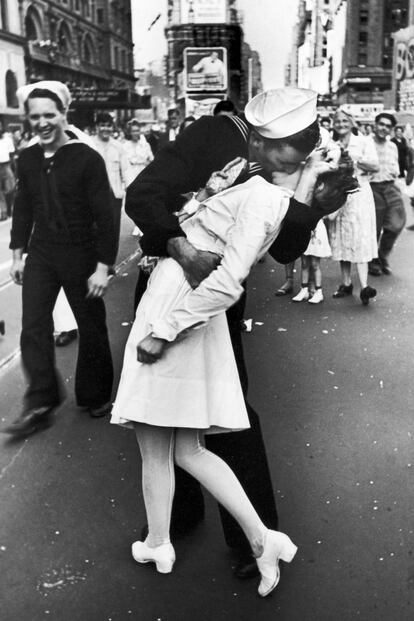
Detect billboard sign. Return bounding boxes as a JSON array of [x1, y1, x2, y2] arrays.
[[180, 0, 226, 24], [393, 26, 414, 112], [184, 47, 227, 92]]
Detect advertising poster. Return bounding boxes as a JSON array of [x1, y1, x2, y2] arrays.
[[185, 94, 225, 117], [184, 47, 227, 92], [180, 0, 227, 24]]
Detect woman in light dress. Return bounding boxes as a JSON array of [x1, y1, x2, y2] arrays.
[[328, 109, 379, 305], [111, 159, 300, 596], [124, 120, 154, 236]]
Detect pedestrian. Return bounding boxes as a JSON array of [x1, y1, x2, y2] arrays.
[[124, 87, 346, 579], [112, 145, 337, 593], [124, 119, 154, 187], [368, 113, 407, 276], [93, 112, 128, 261], [3, 81, 117, 437], [0, 120, 16, 219], [391, 125, 409, 179], [291, 219, 331, 304], [328, 108, 379, 305], [152, 108, 182, 154]]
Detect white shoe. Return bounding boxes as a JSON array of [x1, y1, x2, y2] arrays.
[[292, 287, 309, 302], [256, 530, 297, 597], [131, 540, 176, 574], [308, 289, 324, 304]]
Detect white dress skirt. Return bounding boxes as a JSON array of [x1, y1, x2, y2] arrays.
[[328, 181, 378, 263], [303, 219, 331, 258], [111, 257, 249, 434]]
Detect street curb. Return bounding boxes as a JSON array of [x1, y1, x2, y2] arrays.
[[0, 247, 142, 375]]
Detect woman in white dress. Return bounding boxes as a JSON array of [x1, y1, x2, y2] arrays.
[[124, 120, 154, 187], [111, 159, 300, 596], [124, 120, 154, 236], [328, 109, 380, 305]]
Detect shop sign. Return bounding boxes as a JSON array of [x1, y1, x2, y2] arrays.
[[184, 47, 227, 92], [70, 88, 130, 106], [180, 0, 226, 24], [340, 103, 384, 119]]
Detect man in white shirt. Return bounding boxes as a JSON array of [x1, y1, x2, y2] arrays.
[[0, 121, 16, 219], [369, 113, 407, 276]]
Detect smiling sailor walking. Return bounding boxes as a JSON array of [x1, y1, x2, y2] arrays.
[[2, 81, 117, 437]]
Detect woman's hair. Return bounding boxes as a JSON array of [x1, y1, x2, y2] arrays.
[[257, 120, 320, 154], [95, 112, 114, 125], [24, 88, 65, 113], [331, 108, 356, 141]]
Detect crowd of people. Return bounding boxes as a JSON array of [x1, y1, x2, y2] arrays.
[[276, 107, 412, 305], [0, 80, 409, 601]]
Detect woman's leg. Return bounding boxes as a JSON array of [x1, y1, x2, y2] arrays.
[[340, 260, 352, 286], [134, 423, 175, 547], [298, 255, 309, 287], [310, 256, 322, 288], [357, 262, 377, 305], [175, 429, 266, 556], [275, 261, 295, 295], [292, 256, 310, 302], [356, 262, 368, 289]]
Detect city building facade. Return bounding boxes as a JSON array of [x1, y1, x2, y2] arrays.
[[287, 0, 410, 122], [164, 0, 262, 117], [1, 1, 136, 128], [0, 0, 26, 125]]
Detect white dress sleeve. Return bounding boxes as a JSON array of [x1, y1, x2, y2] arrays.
[[150, 192, 287, 341]]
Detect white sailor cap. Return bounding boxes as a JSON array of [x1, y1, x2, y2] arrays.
[[245, 88, 318, 139], [17, 80, 71, 109]]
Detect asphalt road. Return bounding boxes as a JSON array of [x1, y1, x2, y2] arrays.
[[1, 210, 414, 621]]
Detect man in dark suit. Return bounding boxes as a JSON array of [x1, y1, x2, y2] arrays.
[[125, 88, 340, 578], [153, 108, 181, 153]]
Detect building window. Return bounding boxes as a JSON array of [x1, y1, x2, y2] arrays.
[[83, 34, 95, 63], [25, 7, 42, 40], [57, 21, 72, 54], [0, 0, 8, 30], [359, 31, 368, 43], [5, 70, 18, 108], [97, 8, 103, 23]]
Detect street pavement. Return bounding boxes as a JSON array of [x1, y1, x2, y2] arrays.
[[1, 208, 414, 621]]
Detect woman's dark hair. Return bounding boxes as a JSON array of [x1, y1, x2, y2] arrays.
[[375, 112, 397, 127], [95, 112, 114, 125], [24, 88, 65, 113], [213, 99, 237, 116], [258, 120, 320, 153]]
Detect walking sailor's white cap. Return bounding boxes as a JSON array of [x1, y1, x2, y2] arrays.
[[245, 88, 318, 139], [17, 80, 71, 109]]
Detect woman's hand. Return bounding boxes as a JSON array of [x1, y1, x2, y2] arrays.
[[137, 334, 167, 364]]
